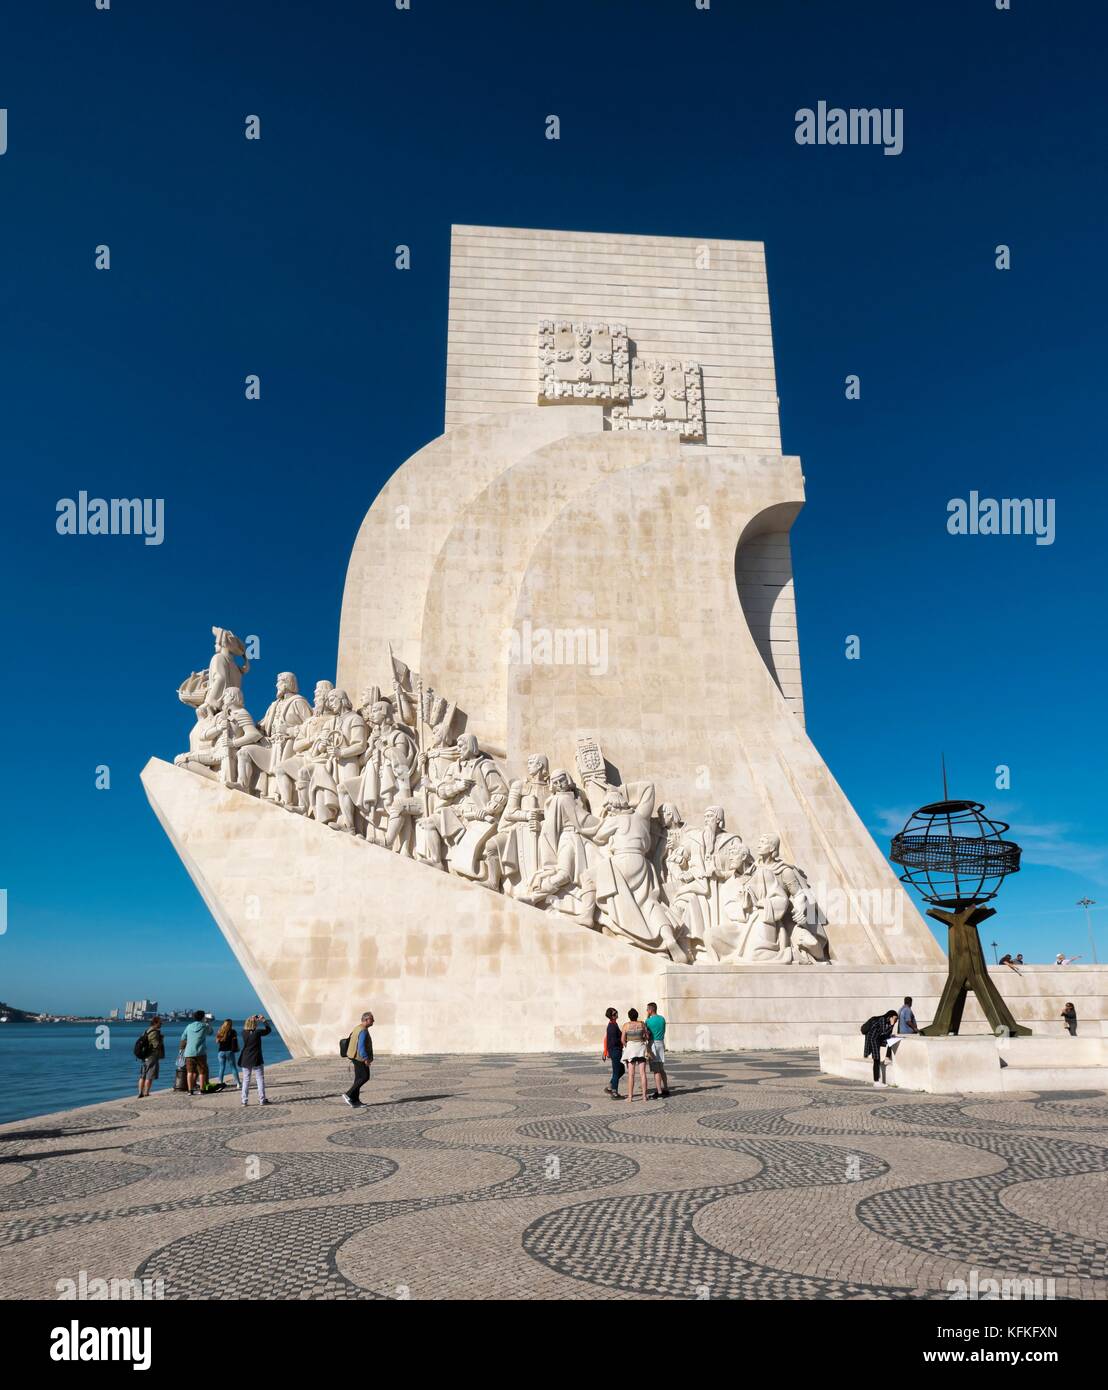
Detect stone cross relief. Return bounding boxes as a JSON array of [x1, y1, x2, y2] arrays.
[[173, 628, 829, 967], [538, 319, 706, 442]]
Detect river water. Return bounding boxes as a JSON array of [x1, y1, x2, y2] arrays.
[[0, 1021, 290, 1125]]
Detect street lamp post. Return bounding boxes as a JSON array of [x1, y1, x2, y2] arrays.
[[1077, 897, 1098, 965], [990, 940, 999, 965]]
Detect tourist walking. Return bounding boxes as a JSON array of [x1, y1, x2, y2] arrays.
[[215, 1019, 240, 1087], [180, 1010, 213, 1095], [343, 1010, 374, 1108], [239, 1015, 272, 1104], [897, 996, 919, 1034], [603, 1007, 623, 1098], [862, 1010, 899, 1087], [621, 1008, 651, 1102], [645, 1002, 670, 1098], [1062, 1002, 1078, 1036], [135, 1016, 166, 1098]]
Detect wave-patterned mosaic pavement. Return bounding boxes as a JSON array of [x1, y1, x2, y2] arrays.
[[0, 1051, 1104, 1300]]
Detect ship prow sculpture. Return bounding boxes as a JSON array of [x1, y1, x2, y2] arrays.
[[142, 224, 949, 1057]]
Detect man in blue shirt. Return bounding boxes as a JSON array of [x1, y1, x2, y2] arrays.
[[343, 1010, 374, 1108], [898, 997, 918, 1034], [179, 1011, 213, 1095], [645, 1002, 670, 1099]]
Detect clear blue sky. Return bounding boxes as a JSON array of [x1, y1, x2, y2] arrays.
[[2, 1, 1106, 1015]]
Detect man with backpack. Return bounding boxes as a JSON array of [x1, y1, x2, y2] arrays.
[[342, 1010, 374, 1108], [135, 1016, 166, 1098]]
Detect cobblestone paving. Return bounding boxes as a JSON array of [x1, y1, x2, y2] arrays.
[[0, 1051, 1104, 1300]]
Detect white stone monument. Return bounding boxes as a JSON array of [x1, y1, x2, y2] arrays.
[[142, 226, 1105, 1056]]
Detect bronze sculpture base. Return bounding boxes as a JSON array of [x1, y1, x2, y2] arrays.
[[920, 905, 1031, 1037]]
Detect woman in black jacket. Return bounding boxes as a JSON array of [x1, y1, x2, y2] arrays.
[[863, 1011, 899, 1087], [603, 1007, 623, 1098], [239, 1014, 272, 1106]]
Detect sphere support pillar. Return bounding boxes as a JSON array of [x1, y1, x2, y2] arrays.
[[920, 905, 1031, 1037]]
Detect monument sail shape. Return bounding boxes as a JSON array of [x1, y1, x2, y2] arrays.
[[143, 225, 951, 1059]]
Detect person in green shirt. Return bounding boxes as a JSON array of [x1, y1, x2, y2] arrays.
[[645, 1002, 669, 1098]]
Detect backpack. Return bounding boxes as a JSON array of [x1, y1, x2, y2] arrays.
[[339, 1035, 349, 1058], [133, 1032, 151, 1059], [860, 1016, 880, 1035]]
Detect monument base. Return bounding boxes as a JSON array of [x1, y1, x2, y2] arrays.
[[819, 1032, 1108, 1093]]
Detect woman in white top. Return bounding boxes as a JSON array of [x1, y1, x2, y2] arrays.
[[621, 1009, 651, 1103]]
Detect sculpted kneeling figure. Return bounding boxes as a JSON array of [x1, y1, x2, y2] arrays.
[[197, 686, 259, 789], [735, 833, 828, 964]]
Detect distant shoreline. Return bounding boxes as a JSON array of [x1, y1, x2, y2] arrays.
[[1, 1017, 206, 1026]]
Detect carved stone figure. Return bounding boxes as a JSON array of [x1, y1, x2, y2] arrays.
[[423, 706, 461, 786], [733, 833, 827, 963], [335, 691, 372, 829], [176, 627, 249, 723], [522, 824, 597, 929], [657, 802, 686, 857], [712, 838, 757, 961], [499, 753, 550, 897], [175, 701, 220, 780], [447, 791, 508, 888], [591, 784, 691, 963], [304, 689, 366, 831], [653, 801, 687, 894], [536, 769, 599, 872], [756, 833, 828, 964], [680, 806, 742, 940], [206, 688, 262, 787], [435, 732, 507, 810], [236, 672, 312, 803], [664, 842, 714, 955], [206, 628, 250, 708], [357, 697, 419, 851], [416, 732, 505, 870], [283, 681, 336, 817]]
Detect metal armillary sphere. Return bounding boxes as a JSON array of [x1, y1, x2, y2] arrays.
[[890, 799, 1021, 911], [889, 789, 1029, 1038]]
